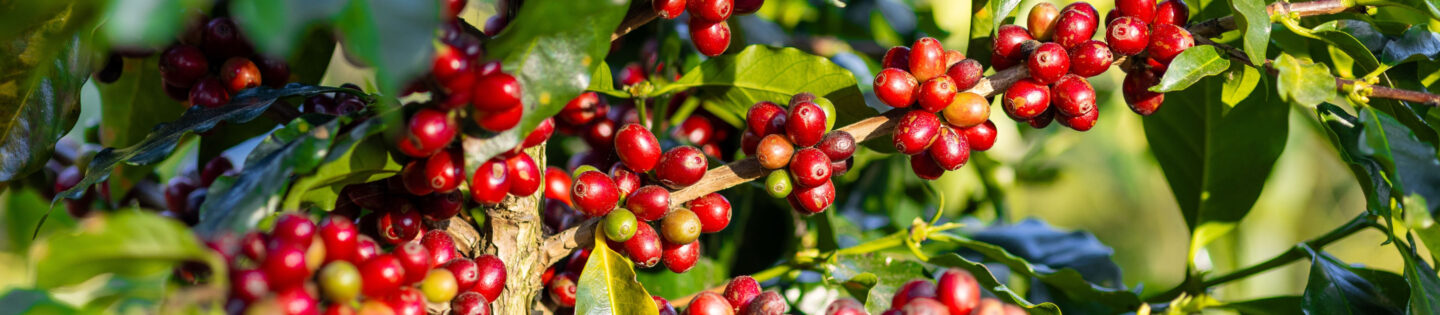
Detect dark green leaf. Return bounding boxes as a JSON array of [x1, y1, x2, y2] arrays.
[[1301, 249, 1409, 315], [0, 289, 79, 314], [99, 0, 206, 47], [936, 231, 1141, 312], [1275, 54, 1337, 107], [825, 252, 928, 313], [229, 0, 347, 56], [1317, 105, 1440, 221], [1151, 46, 1230, 92], [1397, 242, 1440, 314], [1227, 0, 1270, 65], [636, 258, 728, 300], [195, 115, 341, 236], [1311, 20, 1383, 73], [576, 227, 658, 315], [928, 254, 1062, 315], [656, 45, 876, 128], [1380, 26, 1440, 66], [30, 211, 224, 290], [0, 12, 93, 181], [1222, 296, 1302, 315], [485, 0, 629, 138], [281, 117, 399, 211], [96, 57, 187, 203], [334, 0, 439, 94]]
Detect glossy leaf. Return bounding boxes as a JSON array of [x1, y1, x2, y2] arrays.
[[96, 57, 187, 203], [485, 0, 629, 138], [195, 115, 341, 236], [928, 253, 1063, 314], [1221, 65, 1261, 107], [29, 211, 225, 290], [1397, 242, 1440, 314], [1317, 104, 1440, 220], [1300, 249, 1409, 314], [1380, 26, 1440, 66], [0, 12, 92, 182], [281, 117, 399, 211], [588, 62, 626, 98], [100, 0, 206, 47], [229, 0, 348, 56], [1311, 20, 1383, 72], [990, 0, 1022, 36], [1151, 46, 1230, 93], [1275, 54, 1337, 108], [575, 227, 659, 315], [936, 230, 1140, 312], [655, 45, 875, 128], [635, 258, 727, 300], [825, 252, 928, 313], [333, 0, 439, 94], [1227, 0, 1270, 66], [1222, 296, 1302, 315]]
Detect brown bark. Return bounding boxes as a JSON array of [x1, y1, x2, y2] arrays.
[[480, 145, 549, 314]]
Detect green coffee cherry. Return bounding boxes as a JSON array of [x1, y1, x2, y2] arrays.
[[603, 208, 639, 242], [812, 96, 837, 131], [421, 269, 459, 303], [766, 170, 793, 198], [319, 261, 362, 302], [572, 165, 600, 178]]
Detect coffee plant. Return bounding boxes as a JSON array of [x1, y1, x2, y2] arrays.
[[4, 0, 1440, 313]]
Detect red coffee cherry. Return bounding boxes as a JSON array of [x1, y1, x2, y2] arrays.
[[1105, 8, 1120, 26], [432, 46, 471, 82], [947, 59, 984, 92], [883, 46, 911, 70], [960, 120, 997, 151], [1106, 16, 1150, 56], [688, 192, 732, 233], [789, 180, 835, 214], [1067, 40, 1114, 77], [688, 292, 735, 315], [1154, 0, 1190, 26], [1116, 0, 1157, 22], [831, 157, 854, 178], [1053, 2, 1100, 49], [624, 223, 664, 268], [401, 160, 436, 196], [189, 77, 231, 108], [560, 92, 605, 126], [676, 115, 716, 146], [936, 268, 982, 315], [518, 117, 555, 150], [549, 272, 579, 307], [1002, 78, 1050, 120], [472, 72, 522, 111], [892, 279, 938, 308], [572, 170, 620, 217], [944, 49, 966, 69], [654, 0, 686, 19], [1123, 70, 1165, 115], [627, 185, 672, 222], [231, 269, 269, 303], [790, 148, 833, 188], [377, 204, 422, 245], [202, 17, 250, 58], [609, 165, 643, 199], [160, 45, 208, 87], [255, 56, 290, 88], [164, 177, 196, 215], [615, 123, 663, 172], [655, 146, 708, 189], [220, 57, 262, 93], [825, 298, 867, 315], [470, 158, 511, 205], [1028, 2, 1061, 40], [741, 130, 762, 156], [942, 92, 990, 128], [893, 110, 942, 155], [874, 68, 919, 108], [817, 131, 856, 161], [506, 153, 541, 196], [656, 295, 680, 315], [910, 151, 946, 180], [917, 76, 958, 113], [928, 127, 970, 171], [1058, 105, 1099, 131], [420, 190, 465, 221], [425, 149, 464, 193], [275, 285, 321, 315], [408, 108, 457, 155], [544, 166, 573, 205], [271, 213, 316, 248], [744, 291, 788, 314], [746, 101, 787, 135], [361, 255, 406, 298], [690, 17, 732, 57], [444, 258, 480, 292], [475, 104, 523, 132], [617, 63, 647, 87], [393, 242, 433, 285], [689, 0, 734, 21], [735, 0, 764, 14], [1147, 24, 1194, 64], [451, 292, 490, 315], [1026, 42, 1070, 84], [263, 243, 310, 290], [1051, 74, 1097, 117], [1027, 109, 1056, 128], [724, 276, 762, 312], [901, 298, 949, 315], [583, 119, 618, 149], [320, 215, 359, 264], [473, 254, 507, 302], [992, 25, 1034, 70], [909, 37, 946, 81], [661, 240, 701, 273]]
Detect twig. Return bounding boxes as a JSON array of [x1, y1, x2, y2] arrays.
[[1187, 0, 1362, 37], [612, 0, 660, 41], [1198, 37, 1440, 106]]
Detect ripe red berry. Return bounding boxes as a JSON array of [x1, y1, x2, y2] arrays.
[[615, 123, 663, 172], [882, 46, 910, 71], [572, 170, 620, 217], [255, 56, 291, 88], [202, 17, 250, 58], [377, 204, 422, 244], [549, 272, 579, 307], [271, 213, 316, 248], [947, 59, 984, 92], [1051, 75, 1097, 117], [910, 151, 947, 180], [617, 63, 647, 86], [189, 77, 231, 108], [519, 118, 555, 150], [1026, 42, 1070, 84], [470, 158, 511, 205], [902, 298, 949, 314], [928, 127, 970, 171], [656, 295, 680, 315], [506, 153, 541, 196], [1105, 8, 1120, 25], [741, 130, 761, 156], [610, 165, 643, 200], [408, 108, 457, 154], [960, 120, 998, 151], [1147, 24, 1194, 64], [1067, 40, 1114, 77], [401, 160, 436, 196], [746, 101, 787, 135], [689, 292, 735, 315], [319, 216, 359, 264], [544, 166, 573, 205], [944, 50, 966, 69], [661, 240, 701, 273], [473, 254, 507, 302], [893, 110, 941, 155], [786, 101, 827, 147], [654, 0, 686, 19], [992, 25, 1034, 70], [825, 299, 867, 315], [744, 291, 788, 314], [690, 17, 732, 57], [688, 192, 731, 233], [160, 45, 208, 87], [624, 223, 664, 268], [165, 177, 197, 214], [420, 190, 465, 221], [276, 285, 321, 315], [1053, 2, 1100, 49], [688, 0, 734, 21], [393, 242, 433, 284], [893, 279, 938, 308], [263, 244, 311, 290], [917, 76, 958, 113], [790, 148, 833, 188], [425, 149, 464, 193], [789, 180, 835, 214], [355, 235, 381, 263], [444, 258, 480, 292], [627, 185, 672, 222], [231, 269, 270, 302], [1123, 70, 1165, 115], [560, 92, 606, 126], [874, 68, 919, 108], [1106, 16, 1151, 56], [1002, 78, 1051, 120], [1028, 3, 1061, 40], [936, 269, 982, 315], [656, 146, 708, 189], [1058, 105, 1100, 131], [909, 37, 946, 81], [675, 115, 715, 145], [1154, 0, 1190, 26], [220, 57, 262, 93], [735, 0, 764, 14], [473, 72, 523, 111], [817, 131, 856, 161], [1116, 0, 1157, 22], [452, 292, 490, 315], [474, 104, 523, 132], [360, 255, 406, 298], [421, 230, 459, 266], [583, 119, 618, 150]]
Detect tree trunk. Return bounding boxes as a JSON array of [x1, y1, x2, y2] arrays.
[[481, 145, 547, 314]]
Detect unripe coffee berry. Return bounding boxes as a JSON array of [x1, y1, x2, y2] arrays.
[[690, 17, 732, 57], [755, 134, 795, 169], [1026, 42, 1070, 84], [766, 170, 793, 198], [624, 223, 663, 268], [661, 240, 701, 273], [1053, 2, 1099, 49], [928, 127, 970, 171], [1051, 74, 1097, 116], [627, 185, 671, 222], [421, 269, 459, 303], [790, 180, 835, 214], [470, 158, 510, 205], [893, 110, 942, 155], [1123, 70, 1165, 115], [910, 152, 946, 180], [724, 276, 762, 312], [909, 37, 946, 81], [572, 170, 620, 217], [1116, 0, 1157, 22], [604, 208, 640, 242], [660, 208, 703, 244], [747, 101, 787, 135], [947, 59, 984, 92], [1058, 105, 1099, 131], [1002, 78, 1050, 120], [1067, 40, 1114, 77], [917, 76, 957, 113], [817, 131, 856, 161], [789, 148, 833, 188], [786, 101, 827, 147], [1106, 17, 1150, 56], [1147, 24, 1194, 64], [656, 146, 708, 189], [1154, 0, 1190, 26], [943, 92, 990, 128], [688, 192, 732, 233], [992, 25, 1034, 70], [882, 46, 910, 71], [960, 120, 998, 151], [220, 57, 262, 93], [874, 68, 919, 108], [1028, 2, 1060, 40]]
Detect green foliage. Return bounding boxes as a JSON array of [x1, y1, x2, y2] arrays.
[[96, 57, 187, 204], [281, 117, 399, 211], [195, 115, 341, 236], [333, 0, 440, 95], [1317, 104, 1440, 220], [654, 45, 876, 128], [29, 211, 223, 295], [636, 258, 728, 300], [229, 0, 348, 56], [575, 229, 658, 315], [1221, 296, 1303, 315], [826, 252, 929, 313], [928, 254, 1062, 314], [1274, 54, 1337, 107], [1300, 249, 1410, 314], [932, 233, 1141, 312], [1152, 46, 1231, 93], [0, 8, 92, 182], [1226, 0, 1269, 65]]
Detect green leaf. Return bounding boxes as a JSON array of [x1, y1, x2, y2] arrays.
[[655, 45, 876, 128], [485, 0, 629, 139], [1221, 65, 1261, 107], [1301, 249, 1409, 314], [1396, 242, 1440, 314], [195, 115, 341, 236], [1227, 0, 1269, 65], [928, 254, 1062, 315], [29, 211, 224, 290], [1275, 54, 1337, 108], [933, 234, 1142, 312], [57, 84, 349, 201], [825, 253, 929, 313], [96, 57, 187, 204], [1151, 46, 1230, 93], [576, 227, 658, 315], [989, 0, 1022, 36], [1317, 105, 1440, 221], [1221, 296, 1302, 315], [588, 62, 626, 98], [281, 117, 399, 211], [0, 11, 93, 181], [0, 289, 80, 314], [229, 0, 347, 56], [3, 186, 77, 253], [1142, 76, 1288, 251], [1380, 26, 1440, 66], [333, 0, 439, 95], [635, 258, 728, 300], [99, 0, 206, 47], [1311, 20, 1383, 73]]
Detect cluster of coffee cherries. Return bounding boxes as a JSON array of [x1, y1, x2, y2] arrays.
[[162, 156, 241, 225], [1105, 0, 1193, 115], [739, 93, 848, 214], [823, 268, 1022, 315], [422, 22, 528, 133], [202, 213, 506, 315], [651, 0, 765, 56], [680, 276, 789, 314], [871, 37, 997, 180], [156, 16, 290, 108], [989, 1, 1111, 131]]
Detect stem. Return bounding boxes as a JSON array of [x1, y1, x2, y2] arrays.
[[1187, 0, 1363, 38], [612, 0, 659, 41], [1198, 38, 1440, 106]]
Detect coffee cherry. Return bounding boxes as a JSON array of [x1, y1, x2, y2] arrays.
[[619, 185, 666, 221], [825, 299, 867, 315], [654, 0, 686, 19], [582, 119, 618, 151], [160, 45, 208, 87], [947, 59, 984, 92], [409, 108, 457, 154], [893, 279, 938, 308], [624, 223, 664, 268], [756, 134, 795, 169], [677, 115, 716, 145], [740, 131, 762, 156], [1026, 43, 1070, 84], [1147, 24, 1194, 64], [882, 46, 910, 71], [272, 213, 316, 249], [765, 170, 793, 198], [901, 298, 949, 315], [236, 231, 267, 263], [928, 127, 970, 171], [451, 292, 490, 315], [549, 272, 579, 307], [875, 68, 919, 108], [1116, 0, 1157, 22], [401, 160, 435, 196], [616, 123, 663, 172], [958, 121, 996, 152], [944, 50, 966, 69], [690, 17, 732, 57], [421, 230, 459, 266], [893, 110, 941, 155], [231, 269, 269, 303], [790, 148, 832, 187], [473, 72, 522, 111], [786, 101, 827, 147], [688, 192, 731, 233], [610, 165, 642, 200], [1123, 70, 1165, 115], [917, 76, 958, 113], [992, 25, 1034, 70], [656, 146, 708, 189], [1058, 105, 1099, 131], [189, 77, 231, 108], [517, 118, 555, 151], [393, 241, 433, 285], [660, 208, 703, 244], [1106, 17, 1150, 56], [1053, 75, 1097, 118], [1027, 109, 1056, 128], [735, 0, 764, 14], [1002, 78, 1050, 120], [746, 101, 787, 135], [1154, 0, 1190, 26], [473, 254, 507, 302], [420, 190, 464, 221], [743, 291, 787, 314], [275, 286, 321, 315], [661, 240, 701, 273], [560, 92, 606, 126], [437, 259, 478, 293], [1067, 40, 1114, 77], [355, 235, 381, 264], [604, 208, 640, 242], [544, 166, 573, 205], [935, 269, 982, 314], [379, 205, 422, 245], [262, 243, 310, 290], [689, 0, 734, 21], [504, 153, 540, 196], [689, 292, 735, 315], [790, 180, 835, 214], [909, 37, 946, 81], [319, 261, 362, 302], [420, 269, 459, 303], [426, 149, 464, 193], [220, 57, 262, 93], [910, 152, 946, 180], [1028, 3, 1060, 40], [655, 296, 680, 315], [724, 276, 761, 312], [817, 131, 856, 161], [831, 157, 854, 178], [470, 159, 511, 205], [202, 17, 250, 58], [387, 286, 426, 315], [943, 92, 990, 128], [475, 105, 523, 132], [1053, 3, 1099, 49], [572, 170, 620, 217], [572, 165, 601, 178], [165, 177, 197, 215], [200, 157, 234, 188]]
